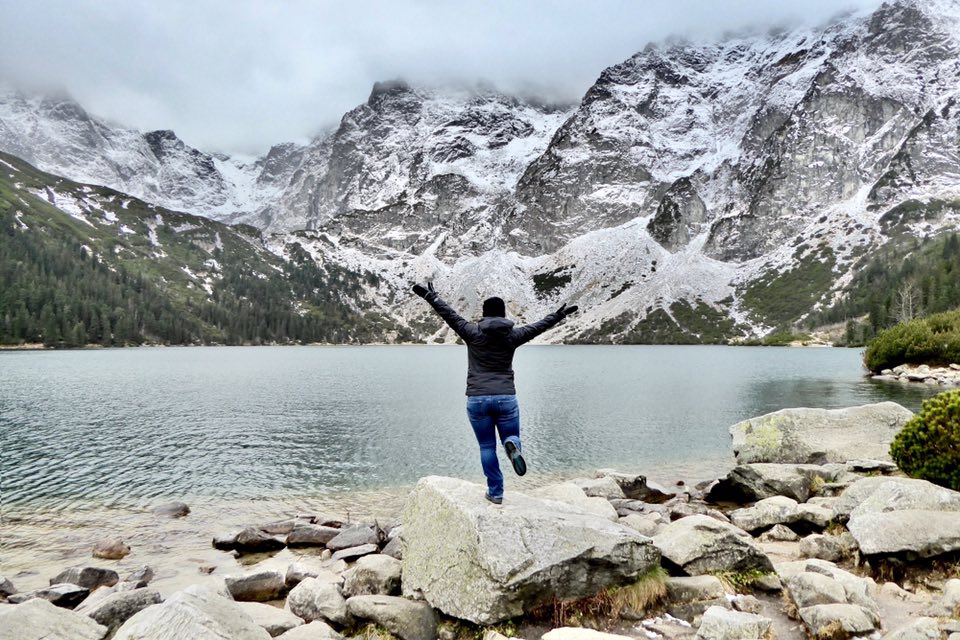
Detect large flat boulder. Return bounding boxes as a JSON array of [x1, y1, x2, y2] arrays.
[[112, 585, 271, 640], [835, 478, 960, 559], [400, 476, 659, 624], [0, 597, 107, 640], [528, 483, 619, 521], [652, 515, 773, 576], [729, 402, 913, 464]]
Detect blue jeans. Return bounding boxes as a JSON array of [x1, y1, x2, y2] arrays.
[[466, 394, 522, 499]]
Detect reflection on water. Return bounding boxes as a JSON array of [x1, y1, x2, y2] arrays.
[[0, 345, 940, 592]]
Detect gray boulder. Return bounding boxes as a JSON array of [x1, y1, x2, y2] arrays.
[[570, 476, 625, 499], [596, 470, 675, 502], [798, 533, 857, 562], [665, 576, 727, 603], [0, 597, 107, 640], [847, 511, 960, 558], [75, 589, 162, 636], [707, 463, 850, 503], [285, 562, 342, 589], [330, 544, 378, 562], [50, 567, 120, 590], [694, 605, 772, 640], [123, 566, 155, 588], [729, 496, 799, 533], [798, 603, 880, 636], [882, 618, 943, 640], [528, 483, 619, 521], [235, 528, 287, 554], [833, 477, 960, 521], [113, 585, 271, 640], [401, 476, 659, 624], [9, 583, 89, 608], [776, 559, 877, 612], [325, 526, 378, 552], [226, 570, 287, 602], [728, 402, 913, 464], [652, 515, 773, 576], [285, 578, 349, 626], [276, 620, 343, 640], [758, 524, 799, 542], [619, 513, 662, 537], [287, 525, 340, 548], [381, 536, 403, 560], [342, 555, 402, 597], [0, 576, 15, 598], [237, 601, 304, 637], [786, 572, 846, 608], [345, 595, 437, 640]]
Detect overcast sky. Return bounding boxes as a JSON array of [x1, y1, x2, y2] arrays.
[[0, 0, 882, 155]]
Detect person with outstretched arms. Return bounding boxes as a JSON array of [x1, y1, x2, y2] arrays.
[[411, 282, 577, 504]]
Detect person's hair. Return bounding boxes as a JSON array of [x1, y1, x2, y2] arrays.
[[482, 297, 506, 318]]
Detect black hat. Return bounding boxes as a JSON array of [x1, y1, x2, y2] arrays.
[[482, 296, 506, 318]]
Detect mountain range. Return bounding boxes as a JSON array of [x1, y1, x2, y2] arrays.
[[4, 0, 960, 345]]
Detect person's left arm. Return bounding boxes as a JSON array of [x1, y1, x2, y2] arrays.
[[512, 303, 578, 345]]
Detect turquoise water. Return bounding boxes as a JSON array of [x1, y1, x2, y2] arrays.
[[0, 345, 937, 513]]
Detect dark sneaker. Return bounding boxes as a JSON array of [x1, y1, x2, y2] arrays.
[[485, 492, 503, 505], [504, 440, 526, 476]]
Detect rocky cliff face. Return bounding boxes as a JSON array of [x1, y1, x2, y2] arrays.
[[4, 0, 960, 343]]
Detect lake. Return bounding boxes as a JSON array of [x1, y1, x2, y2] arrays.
[[0, 345, 939, 593], [1, 344, 938, 512]]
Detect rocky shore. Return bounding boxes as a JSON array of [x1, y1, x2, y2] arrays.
[[871, 363, 960, 387], [4, 401, 960, 640]]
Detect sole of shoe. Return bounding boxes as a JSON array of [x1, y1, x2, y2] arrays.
[[504, 440, 526, 476], [485, 493, 503, 505]]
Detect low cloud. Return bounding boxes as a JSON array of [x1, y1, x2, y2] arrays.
[[0, 0, 881, 154]]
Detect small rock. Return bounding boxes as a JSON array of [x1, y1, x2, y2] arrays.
[[238, 600, 305, 637], [752, 574, 783, 592], [325, 526, 378, 552], [879, 582, 927, 603], [226, 570, 287, 602], [596, 470, 676, 502], [732, 594, 763, 614], [152, 502, 190, 518], [285, 577, 350, 626], [881, 616, 942, 640], [345, 595, 438, 640], [93, 538, 130, 560], [798, 533, 856, 562], [342, 555, 402, 597], [276, 620, 344, 640], [693, 605, 772, 640], [382, 536, 403, 560], [759, 524, 799, 542], [285, 563, 342, 589], [665, 576, 727, 603], [288, 525, 341, 548], [260, 519, 300, 535], [199, 564, 217, 575], [0, 576, 16, 597], [0, 597, 108, 639], [50, 567, 120, 590], [214, 531, 241, 550], [9, 583, 90, 609], [799, 603, 880, 636], [330, 544, 378, 562], [123, 566, 155, 587]]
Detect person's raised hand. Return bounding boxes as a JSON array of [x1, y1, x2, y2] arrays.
[[556, 303, 579, 317], [412, 282, 436, 299]]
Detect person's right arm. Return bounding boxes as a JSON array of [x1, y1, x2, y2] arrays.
[[412, 283, 482, 343]]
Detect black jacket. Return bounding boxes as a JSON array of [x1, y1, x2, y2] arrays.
[[424, 292, 563, 396]]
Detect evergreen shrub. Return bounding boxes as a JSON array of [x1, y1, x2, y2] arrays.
[[890, 389, 960, 491]]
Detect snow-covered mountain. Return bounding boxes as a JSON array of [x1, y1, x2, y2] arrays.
[[5, 0, 960, 343]]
